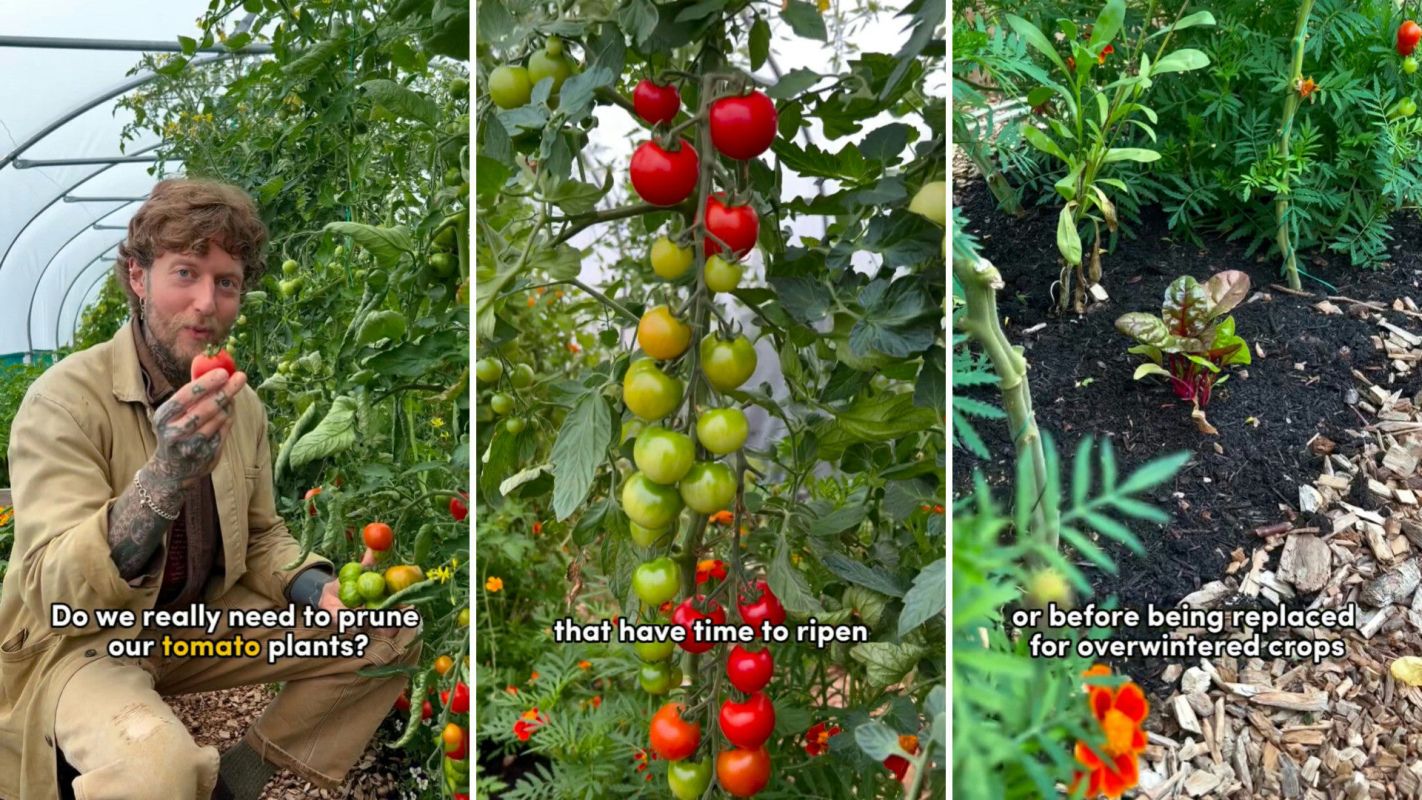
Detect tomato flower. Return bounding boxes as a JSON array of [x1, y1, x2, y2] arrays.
[[695, 559, 728, 584], [1069, 665, 1150, 799], [804, 721, 842, 756], [485, 576, 504, 592]]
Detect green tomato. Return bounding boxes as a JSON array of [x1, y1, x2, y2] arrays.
[[1401, 98, 1418, 117], [475, 358, 503, 384], [638, 661, 683, 695], [650, 236, 693, 280], [527, 47, 574, 97], [356, 572, 386, 601], [338, 582, 364, 609], [696, 408, 748, 455], [679, 462, 736, 514], [281, 259, 299, 276], [634, 426, 696, 485], [632, 557, 682, 606], [505, 417, 527, 434], [621, 472, 684, 529], [703, 255, 743, 294], [357, 310, 408, 345], [629, 520, 671, 548], [278, 277, 303, 298], [909, 180, 947, 225], [545, 36, 564, 57], [488, 65, 532, 109], [1406, 57, 1419, 75], [668, 759, 712, 800], [338, 562, 364, 583], [700, 334, 758, 392], [451, 77, 470, 99], [633, 628, 677, 662], [489, 393, 514, 415], [429, 252, 456, 278], [510, 363, 536, 389], [623, 359, 684, 421]]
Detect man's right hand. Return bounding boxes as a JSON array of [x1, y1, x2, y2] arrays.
[[149, 368, 247, 489]]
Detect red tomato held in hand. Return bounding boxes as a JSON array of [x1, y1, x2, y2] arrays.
[[190, 347, 236, 381], [363, 522, 394, 551], [633, 79, 681, 126], [671, 595, 726, 654], [631, 139, 699, 207], [726, 645, 773, 693], [716, 747, 771, 798], [704, 195, 759, 259], [719, 692, 776, 749], [709, 91, 778, 160], [449, 493, 469, 522], [1399, 20, 1421, 56], [649, 702, 701, 761], [738, 579, 787, 632]]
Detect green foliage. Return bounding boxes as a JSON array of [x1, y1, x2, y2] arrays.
[[953, 437, 1186, 800], [0, 362, 48, 488]]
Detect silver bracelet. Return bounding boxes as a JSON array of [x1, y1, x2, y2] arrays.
[[133, 471, 181, 521]]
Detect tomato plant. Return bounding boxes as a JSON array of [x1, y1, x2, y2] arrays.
[[475, 1, 945, 798]]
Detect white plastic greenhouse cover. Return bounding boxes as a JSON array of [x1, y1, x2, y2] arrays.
[[0, 1, 270, 362]]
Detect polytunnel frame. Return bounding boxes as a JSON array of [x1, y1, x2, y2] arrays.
[[0, 29, 272, 356]]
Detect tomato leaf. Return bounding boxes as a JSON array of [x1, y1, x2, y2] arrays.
[[550, 391, 612, 521], [849, 277, 936, 358], [359, 79, 438, 128], [768, 535, 825, 615], [499, 463, 552, 497], [781, 0, 828, 41], [289, 396, 359, 469], [897, 558, 946, 637], [675, 0, 726, 23], [546, 179, 608, 217], [555, 66, 614, 122], [853, 719, 902, 761], [766, 276, 831, 325], [322, 222, 413, 269], [850, 641, 929, 689], [820, 552, 906, 598], [808, 503, 870, 538], [768, 68, 822, 100], [749, 17, 771, 71], [860, 123, 912, 165]]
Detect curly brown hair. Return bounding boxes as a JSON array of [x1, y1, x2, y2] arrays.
[[115, 178, 269, 317]]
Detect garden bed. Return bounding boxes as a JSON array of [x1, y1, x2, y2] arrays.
[[953, 175, 1422, 701]]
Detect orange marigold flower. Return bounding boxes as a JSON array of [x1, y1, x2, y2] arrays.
[[592, 695, 602, 708], [1097, 43, 1114, 64], [567, 341, 581, 353], [527, 295, 537, 307], [709, 510, 734, 525], [578, 660, 592, 670], [695, 559, 728, 584], [506, 685, 518, 694], [1298, 77, 1317, 99], [485, 576, 504, 592], [532, 520, 543, 535], [804, 721, 842, 756], [530, 671, 540, 682], [1070, 665, 1150, 799]]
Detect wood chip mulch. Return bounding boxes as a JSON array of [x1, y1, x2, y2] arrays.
[[1129, 293, 1422, 799]]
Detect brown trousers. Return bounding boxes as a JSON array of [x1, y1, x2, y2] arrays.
[[52, 583, 422, 800]]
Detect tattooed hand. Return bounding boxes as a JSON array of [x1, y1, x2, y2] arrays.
[[149, 368, 248, 490]]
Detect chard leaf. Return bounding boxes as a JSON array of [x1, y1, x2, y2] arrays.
[[1162, 276, 1210, 338], [1203, 270, 1250, 319]]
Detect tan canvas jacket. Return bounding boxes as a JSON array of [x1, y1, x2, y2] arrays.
[[0, 322, 331, 800]]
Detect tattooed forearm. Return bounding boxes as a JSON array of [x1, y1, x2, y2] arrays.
[[107, 465, 183, 580]]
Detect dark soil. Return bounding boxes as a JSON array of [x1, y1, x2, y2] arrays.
[[954, 179, 1422, 699]]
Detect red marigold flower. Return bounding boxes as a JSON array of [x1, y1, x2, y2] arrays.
[[883, 734, 920, 781], [1298, 77, 1317, 99], [804, 721, 842, 756], [695, 559, 728, 584], [532, 520, 543, 535], [1098, 43, 1114, 64], [1070, 665, 1150, 799]]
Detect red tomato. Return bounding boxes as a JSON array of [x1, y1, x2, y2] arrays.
[[633, 79, 681, 126], [449, 493, 469, 522], [1399, 20, 1421, 56], [441, 681, 470, 714], [393, 692, 411, 712], [649, 702, 701, 761], [363, 522, 394, 551], [671, 595, 726, 654], [716, 747, 770, 797], [719, 692, 776, 749], [190, 347, 236, 381], [630, 139, 699, 207], [737, 579, 786, 632], [726, 645, 773, 693], [422, 699, 433, 720], [704, 195, 759, 259], [709, 91, 778, 160]]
